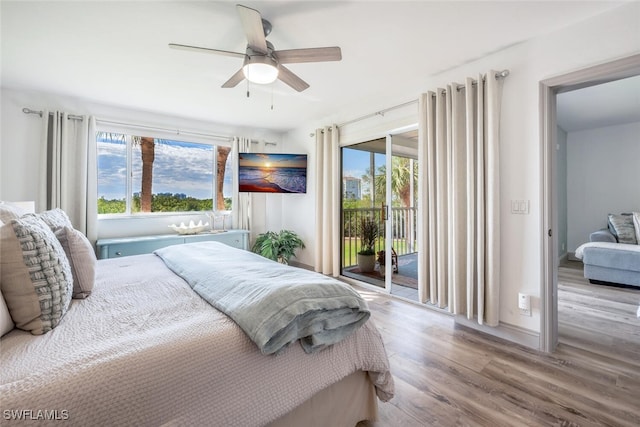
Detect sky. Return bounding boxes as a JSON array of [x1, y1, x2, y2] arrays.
[[97, 135, 232, 200], [342, 147, 386, 197]]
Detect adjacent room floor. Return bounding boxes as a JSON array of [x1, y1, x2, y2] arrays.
[[558, 259, 640, 365]]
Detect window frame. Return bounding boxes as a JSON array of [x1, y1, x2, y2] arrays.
[[96, 125, 234, 218]]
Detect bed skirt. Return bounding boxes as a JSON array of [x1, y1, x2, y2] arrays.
[[269, 371, 378, 427]]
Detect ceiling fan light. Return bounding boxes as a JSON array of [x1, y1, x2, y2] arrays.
[[242, 57, 279, 84]]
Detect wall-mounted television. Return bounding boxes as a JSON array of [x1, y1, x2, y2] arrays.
[[238, 153, 307, 193]]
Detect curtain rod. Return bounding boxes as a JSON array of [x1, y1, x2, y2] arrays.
[[250, 139, 278, 146], [337, 69, 509, 128], [24, 107, 238, 142], [95, 118, 233, 142], [22, 108, 84, 121]]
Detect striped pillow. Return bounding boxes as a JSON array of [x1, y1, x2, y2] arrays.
[[0, 214, 73, 334], [607, 213, 637, 245]]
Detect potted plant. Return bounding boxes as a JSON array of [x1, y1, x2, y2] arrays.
[[357, 217, 378, 273], [252, 230, 305, 264]]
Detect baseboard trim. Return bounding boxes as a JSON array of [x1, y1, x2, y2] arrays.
[[288, 261, 314, 271], [567, 252, 580, 262], [454, 316, 541, 350], [559, 252, 568, 264], [340, 274, 541, 350]]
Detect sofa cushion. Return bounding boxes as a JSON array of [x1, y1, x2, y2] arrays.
[[607, 213, 637, 245], [578, 242, 640, 273], [589, 229, 616, 243]]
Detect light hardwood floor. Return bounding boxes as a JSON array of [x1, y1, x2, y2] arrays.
[[356, 282, 640, 426], [558, 261, 640, 366]]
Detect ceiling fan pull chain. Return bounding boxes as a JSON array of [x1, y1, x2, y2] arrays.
[[271, 85, 274, 110], [246, 76, 250, 98]]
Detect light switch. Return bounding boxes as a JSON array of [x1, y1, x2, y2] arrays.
[[511, 200, 529, 215]]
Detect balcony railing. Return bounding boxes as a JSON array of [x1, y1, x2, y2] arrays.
[[342, 206, 417, 268]]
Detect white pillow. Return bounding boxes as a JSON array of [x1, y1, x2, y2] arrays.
[[0, 291, 15, 337], [633, 212, 640, 245], [0, 202, 27, 223]]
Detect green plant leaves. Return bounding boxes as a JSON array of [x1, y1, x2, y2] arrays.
[[251, 230, 306, 263]]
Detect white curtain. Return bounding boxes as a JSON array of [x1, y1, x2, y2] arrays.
[[417, 71, 504, 326], [232, 137, 251, 230], [39, 111, 97, 242], [314, 125, 340, 276]]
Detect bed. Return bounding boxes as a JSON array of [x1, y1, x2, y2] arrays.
[[0, 208, 394, 426]]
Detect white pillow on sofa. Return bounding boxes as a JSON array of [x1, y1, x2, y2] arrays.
[[633, 212, 640, 244]]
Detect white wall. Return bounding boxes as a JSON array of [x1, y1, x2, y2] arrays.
[[557, 127, 568, 258], [281, 2, 640, 336], [0, 87, 284, 242], [567, 121, 640, 251]]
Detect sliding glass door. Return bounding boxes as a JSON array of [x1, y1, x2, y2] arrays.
[[340, 128, 418, 300], [341, 139, 386, 288]]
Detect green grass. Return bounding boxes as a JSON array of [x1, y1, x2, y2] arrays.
[[342, 237, 416, 267]]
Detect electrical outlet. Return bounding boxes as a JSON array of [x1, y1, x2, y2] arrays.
[[519, 307, 531, 316], [518, 293, 531, 316]]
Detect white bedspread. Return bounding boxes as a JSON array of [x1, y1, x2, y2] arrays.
[[0, 254, 393, 426]]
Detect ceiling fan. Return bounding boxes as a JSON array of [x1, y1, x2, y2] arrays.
[[169, 4, 342, 92]]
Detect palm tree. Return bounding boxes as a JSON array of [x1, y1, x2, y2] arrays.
[[362, 156, 418, 253], [363, 157, 417, 208], [216, 146, 231, 210], [97, 132, 229, 213], [139, 136, 155, 212]]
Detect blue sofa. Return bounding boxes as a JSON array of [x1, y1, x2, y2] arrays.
[[575, 229, 640, 288]]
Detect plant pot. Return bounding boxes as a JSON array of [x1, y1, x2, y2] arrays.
[[379, 264, 385, 277], [357, 253, 376, 273]]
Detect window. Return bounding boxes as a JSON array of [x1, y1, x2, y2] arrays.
[[97, 132, 232, 215]]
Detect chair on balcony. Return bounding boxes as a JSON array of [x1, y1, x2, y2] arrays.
[[376, 248, 399, 274], [391, 248, 398, 273]]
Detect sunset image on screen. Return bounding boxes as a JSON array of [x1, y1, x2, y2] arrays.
[[238, 153, 307, 193]]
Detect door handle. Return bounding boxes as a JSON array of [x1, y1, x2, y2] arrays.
[[382, 203, 388, 221]]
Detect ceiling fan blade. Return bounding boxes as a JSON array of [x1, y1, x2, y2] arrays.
[[169, 43, 245, 59], [237, 5, 268, 54], [278, 65, 310, 92], [274, 47, 342, 64], [222, 69, 246, 88]]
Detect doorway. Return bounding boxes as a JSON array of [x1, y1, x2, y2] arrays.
[[540, 53, 640, 352], [340, 128, 419, 300]]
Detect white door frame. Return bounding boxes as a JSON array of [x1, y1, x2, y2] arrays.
[[539, 53, 640, 352], [385, 124, 418, 293]]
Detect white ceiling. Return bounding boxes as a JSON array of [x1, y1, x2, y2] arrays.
[[556, 75, 640, 132], [0, 1, 628, 132]]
